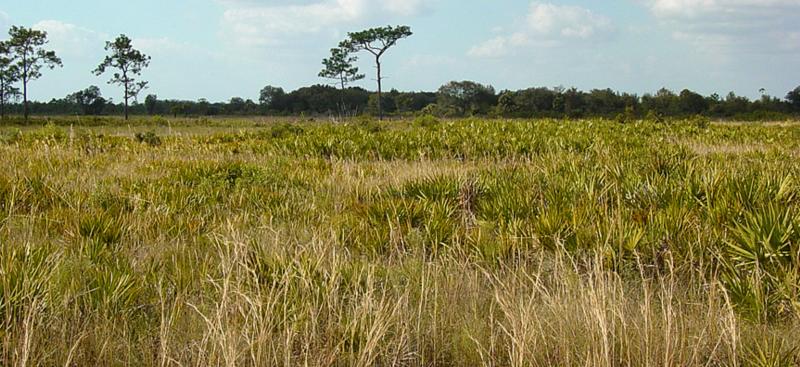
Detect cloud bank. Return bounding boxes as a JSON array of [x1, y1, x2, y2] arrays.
[[218, 0, 431, 46], [469, 2, 613, 58], [643, 0, 800, 53]]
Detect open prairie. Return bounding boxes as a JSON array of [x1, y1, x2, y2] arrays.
[[2, 117, 800, 366]]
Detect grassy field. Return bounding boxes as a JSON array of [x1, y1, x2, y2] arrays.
[[2, 116, 800, 366]]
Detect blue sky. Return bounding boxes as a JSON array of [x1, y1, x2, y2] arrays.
[[1, 0, 799, 103]]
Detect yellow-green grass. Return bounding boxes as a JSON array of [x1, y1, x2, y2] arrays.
[[1, 117, 800, 366]]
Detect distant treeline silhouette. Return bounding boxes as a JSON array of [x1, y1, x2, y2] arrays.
[[4, 82, 800, 121]]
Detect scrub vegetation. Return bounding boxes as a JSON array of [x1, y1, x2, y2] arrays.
[[2, 116, 800, 366]]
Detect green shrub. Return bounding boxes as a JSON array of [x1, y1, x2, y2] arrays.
[[353, 115, 383, 133], [134, 131, 162, 147], [151, 115, 169, 125], [268, 122, 305, 139], [413, 114, 440, 128], [690, 115, 711, 129], [645, 110, 664, 124]]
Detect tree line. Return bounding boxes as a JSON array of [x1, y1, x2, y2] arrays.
[[2, 24, 799, 121], [7, 81, 800, 121]]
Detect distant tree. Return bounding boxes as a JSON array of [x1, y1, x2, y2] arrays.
[[620, 93, 639, 115], [721, 92, 750, 116], [678, 89, 709, 115], [283, 84, 348, 114], [145, 94, 158, 115], [244, 99, 258, 115], [339, 86, 371, 114], [641, 88, 679, 116], [170, 102, 189, 118], [319, 47, 364, 116], [436, 80, 497, 115], [497, 88, 562, 117], [94, 34, 150, 120], [552, 94, 565, 114], [585, 89, 624, 116], [340, 25, 412, 120], [787, 86, 800, 111], [6, 26, 62, 121], [496, 91, 517, 116], [228, 97, 245, 114], [0, 41, 21, 119], [196, 98, 210, 115], [395, 91, 436, 113], [562, 87, 586, 118], [259, 85, 286, 112], [521, 88, 558, 116], [437, 81, 496, 116], [67, 85, 107, 115], [319, 47, 364, 91], [367, 92, 397, 116]]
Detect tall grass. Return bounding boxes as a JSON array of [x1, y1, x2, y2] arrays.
[[0, 117, 799, 365]]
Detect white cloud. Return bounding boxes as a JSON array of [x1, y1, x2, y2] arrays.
[[469, 37, 511, 58], [28, 21, 187, 62], [29, 21, 187, 60], [643, 0, 800, 53], [469, 33, 530, 58], [31, 20, 107, 58], [218, 0, 430, 46], [526, 3, 612, 39], [647, 0, 800, 17], [469, 2, 613, 58]]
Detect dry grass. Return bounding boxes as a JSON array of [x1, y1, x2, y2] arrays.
[[1, 118, 800, 366], [683, 141, 768, 156]]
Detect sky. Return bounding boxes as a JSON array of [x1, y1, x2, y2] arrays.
[[1, 0, 799, 103]]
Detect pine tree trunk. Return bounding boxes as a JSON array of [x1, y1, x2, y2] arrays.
[[376, 57, 382, 120], [124, 83, 129, 120], [23, 80, 28, 122], [0, 79, 5, 119]]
